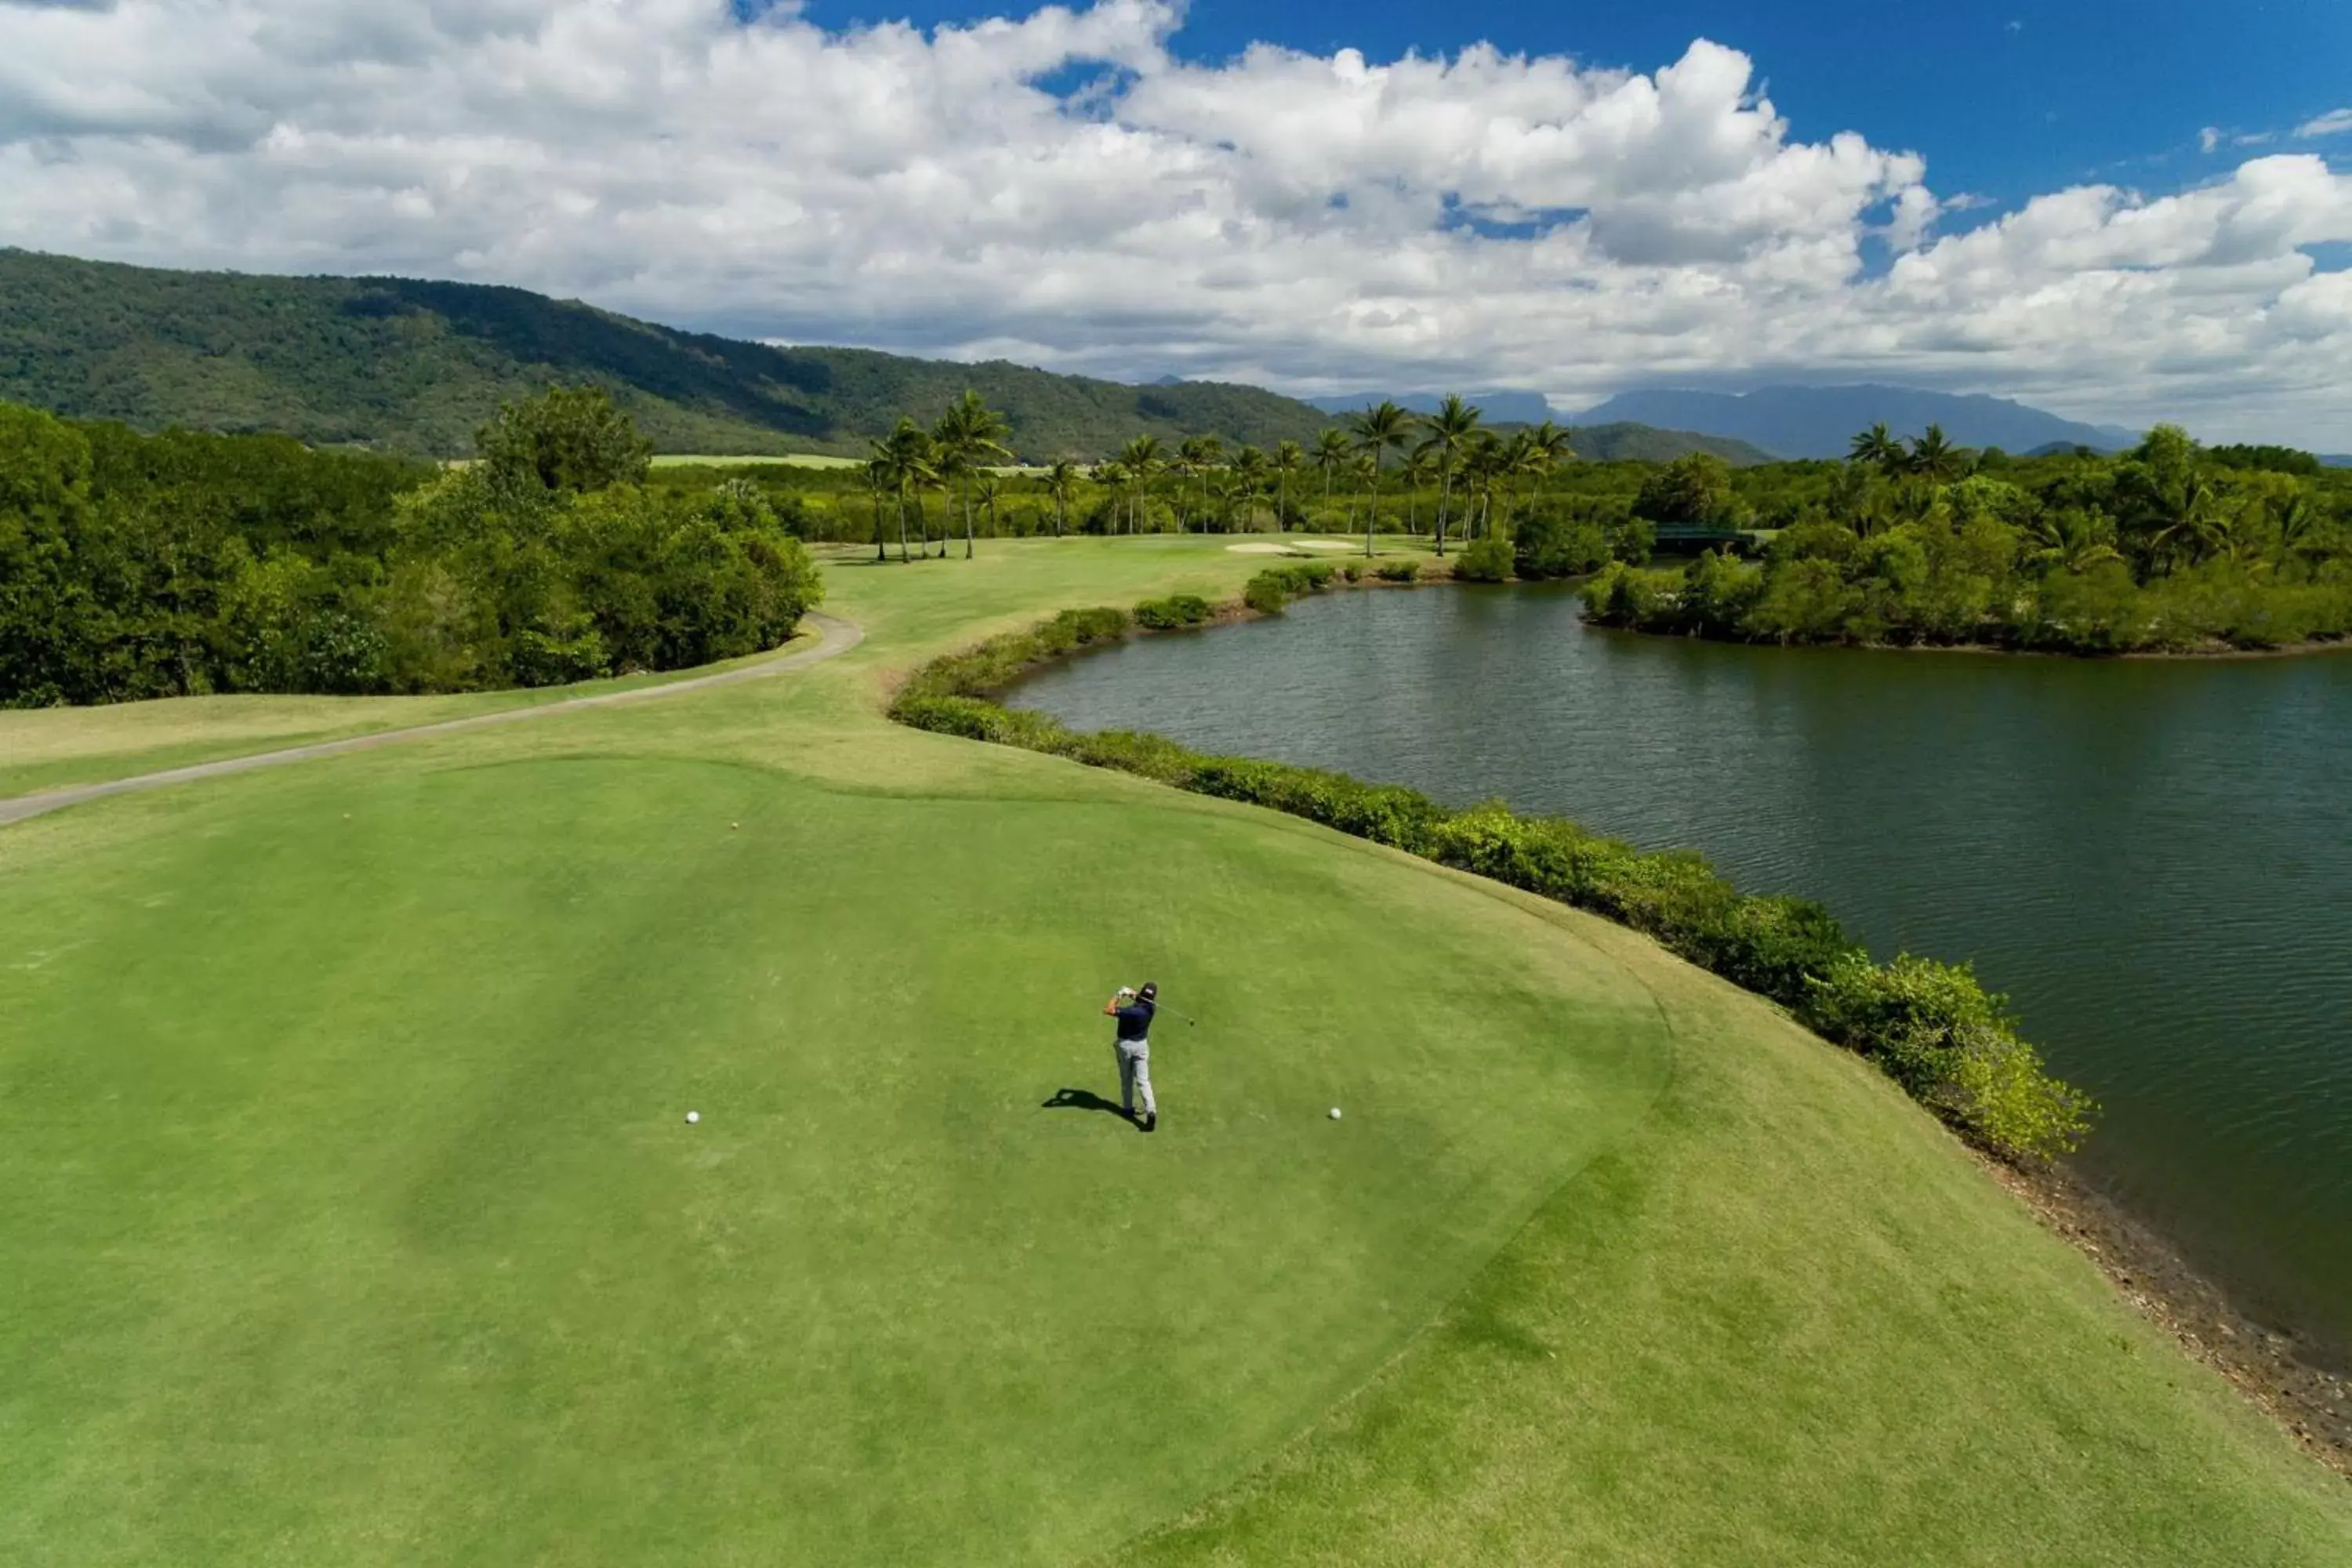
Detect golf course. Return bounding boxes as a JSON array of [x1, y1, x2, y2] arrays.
[[3, 538, 2347, 1565]]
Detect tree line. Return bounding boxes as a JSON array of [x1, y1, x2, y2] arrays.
[[0, 389, 822, 706], [1580, 423, 2352, 652], [846, 392, 1587, 559]]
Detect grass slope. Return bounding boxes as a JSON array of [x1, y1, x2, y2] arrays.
[[2, 539, 2345, 1565]]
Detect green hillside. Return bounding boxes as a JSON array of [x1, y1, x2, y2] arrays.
[[1567, 419, 1776, 466], [2, 250, 1765, 467], [0, 250, 1328, 461]]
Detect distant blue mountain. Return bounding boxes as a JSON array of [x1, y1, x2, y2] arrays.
[[1308, 389, 1559, 426], [1573, 384, 2141, 460]]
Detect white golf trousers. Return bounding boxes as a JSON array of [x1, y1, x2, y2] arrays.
[[1116, 1040, 1156, 1118]]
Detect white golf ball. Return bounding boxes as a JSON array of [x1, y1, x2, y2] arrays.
[[1329, 1107, 1343, 1120], [686, 1111, 700, 1124]]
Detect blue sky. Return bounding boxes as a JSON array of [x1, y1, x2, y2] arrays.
[[803, 0, 2352, 214]]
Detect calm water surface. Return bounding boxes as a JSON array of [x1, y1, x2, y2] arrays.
[[1012, 586, 2352, 1359]]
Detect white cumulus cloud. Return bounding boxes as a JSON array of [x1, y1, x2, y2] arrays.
[[0, 0, 2347, 444]]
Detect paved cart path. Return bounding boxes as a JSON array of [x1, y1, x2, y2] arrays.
[[0, 612, 863, 828]]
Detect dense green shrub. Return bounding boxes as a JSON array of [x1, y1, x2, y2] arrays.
[[1635, 452, 1742, 527], [1375, 559, 1421, 583], [1189, 759, 1450, 850], [888, 612, 2096, 1161], [1453, 537, 1515, 583], [1134, 593, 1213, 630], [890, 604, 1132, 711], [1806, 953, 2093, 1159], [1512, 507, 1613, 579], [1243, 561, 1336, 612]]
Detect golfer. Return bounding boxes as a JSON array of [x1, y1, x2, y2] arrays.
[[1102, 982, 1160, 1131]]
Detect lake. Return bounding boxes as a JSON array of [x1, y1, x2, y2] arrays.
[[1011, 583, 2352, 1362]]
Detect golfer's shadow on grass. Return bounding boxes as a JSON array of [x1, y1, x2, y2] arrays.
[[1040, 1087, 1142, 1127]]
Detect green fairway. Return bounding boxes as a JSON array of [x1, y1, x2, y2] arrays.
[[0, 630, 832, 801], [2, 539, 2346, 1564]]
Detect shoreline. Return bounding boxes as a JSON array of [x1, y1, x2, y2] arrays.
[[1989, 1153, 2351, 1479], [1579, 610, 2352, 662], [967, 560, 2350, 1483], [1192, 536, 2352, 661]]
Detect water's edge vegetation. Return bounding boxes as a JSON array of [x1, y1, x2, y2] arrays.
[[891, 561, 2093, 1163]]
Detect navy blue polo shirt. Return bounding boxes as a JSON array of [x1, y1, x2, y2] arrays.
[[1114, 1000, 1156, 1043]]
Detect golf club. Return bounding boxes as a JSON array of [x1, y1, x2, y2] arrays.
[[1116, 985, 1196, 1026]]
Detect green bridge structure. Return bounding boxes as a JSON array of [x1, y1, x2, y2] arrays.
[[1650, 523, 1768, 554]]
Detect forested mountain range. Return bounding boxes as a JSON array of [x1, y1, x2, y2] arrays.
[[2, 249, 1765, 465], [1578, 384, 2143, 459]]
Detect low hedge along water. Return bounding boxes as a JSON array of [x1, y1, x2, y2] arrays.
[[891, 594, 2093, 1161]]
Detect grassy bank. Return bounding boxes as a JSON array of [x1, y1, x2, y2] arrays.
[[888, 562, 2089, 1161], [2, 538, 2343, 1563]]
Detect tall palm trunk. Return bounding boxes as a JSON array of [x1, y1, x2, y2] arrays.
[[1364, 457, 1380, 558], [1435, 470, 1454, 557], [895, 490, 910, 564]]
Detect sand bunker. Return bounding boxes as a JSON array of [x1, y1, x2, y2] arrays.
[[1225, 537, 1361, 555]]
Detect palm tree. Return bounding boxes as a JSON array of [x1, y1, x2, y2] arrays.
[[862, 452, 893, 562], [1176, 434, 1224, 531], [2146, 477, 2233, 568], [934, 389, 1013, 558], [872, 418, 936, 564], [1044, 459, 1079, 539], [1908, 423, 1962, 483], [1459, 430, 1504, 538], [1399, 447, 1436, 535], [1312, 428, 1352, 524], [1119, 435, 1165, 533], [974, 473, 1003, 539], [1271, 440, 1303, 532], [1229, 445, 1269, 532], [1344, 453, 1377, 530], [1416, 394, 1483, 556], [1091, 460, 1130, 532], [2025, 507, 2124, 573], [1526, 418, 1574, 504], [1849, 423, 1904, 474], [2274, 488, 2327, 572], [1497, 430, 1548, 534], [917, 452, 948, 557], [1345, 399, 1414, 556]]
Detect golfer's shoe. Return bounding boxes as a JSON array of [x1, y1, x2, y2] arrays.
[[1142, 1111, 1158, 1133]]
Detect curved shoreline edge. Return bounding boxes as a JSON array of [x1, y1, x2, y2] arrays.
[[894, 567, 2352, 1482]]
